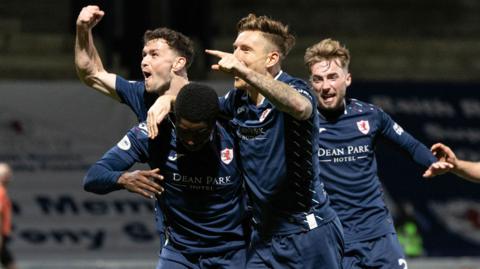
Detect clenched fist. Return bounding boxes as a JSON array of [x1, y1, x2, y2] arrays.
[[76, 5, 105, 30]]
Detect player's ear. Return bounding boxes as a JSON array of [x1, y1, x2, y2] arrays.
[[172, 57, 187, 72], [345, 72, 352, 87], [265, 51, 280, 68]]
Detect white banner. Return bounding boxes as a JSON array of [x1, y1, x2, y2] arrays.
[[0, 81, 159, 260]]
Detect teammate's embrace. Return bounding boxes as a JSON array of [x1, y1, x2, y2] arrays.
[[208, 14, 344, 269], [75, 5, 195, 248], [84, 83, 247, 269]]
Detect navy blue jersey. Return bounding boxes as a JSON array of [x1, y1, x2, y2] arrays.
[[115, 76, 158, 122], [317, 98, 437, 243], [84, 120, 246, 255], [219, 71, 336, 235], [114, 75, 167, 245]]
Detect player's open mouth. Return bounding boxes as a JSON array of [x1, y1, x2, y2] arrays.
[[322, 93, 335, 99], [143, 71, 152, 80], [322, 93, 336, 103]]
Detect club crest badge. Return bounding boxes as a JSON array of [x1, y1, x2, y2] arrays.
[[117, 135, 131, 151], [221, 148, 234, 165], [356, 120, 370, 135], [393, 122, 404, 135]]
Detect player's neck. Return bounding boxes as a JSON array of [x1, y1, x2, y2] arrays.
[[247, 89, 265, 106], [165, 74, 189, 96], [319, 103, 345, 121]]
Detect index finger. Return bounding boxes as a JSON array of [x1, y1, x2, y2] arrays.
[[147, 168, 164, 180], [433, 143, 454, 156], [430, 143, 446, 151], [205, 49, 230, 58]]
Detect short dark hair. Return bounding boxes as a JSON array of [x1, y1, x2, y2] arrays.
[[175, 83, 219, 125], [143, 27, 195, 68]]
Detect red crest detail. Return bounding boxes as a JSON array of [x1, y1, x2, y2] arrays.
[[356, 120, 370, 134], [221, 148, 234, 164]]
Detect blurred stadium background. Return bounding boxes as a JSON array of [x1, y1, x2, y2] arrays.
[[1, 0, 480, 268]]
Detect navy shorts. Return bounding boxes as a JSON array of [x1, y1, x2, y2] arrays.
[[247, 216, 344, 269], [343, 232, 407, 269], [156, 244, 246, 269]]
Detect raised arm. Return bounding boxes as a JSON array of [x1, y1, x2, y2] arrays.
[[75, 5, 119, 101], [206, 49, 312, 120], [240, 68, 312, 120]]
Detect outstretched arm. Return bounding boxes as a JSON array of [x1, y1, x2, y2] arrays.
[[422, 161, 453, 178], [378, 109, 437, 168], [84, 126, 164, 198], [75, 5, 119, 100], [428, 143, 480, 183], [206, 49, 312, 120]]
